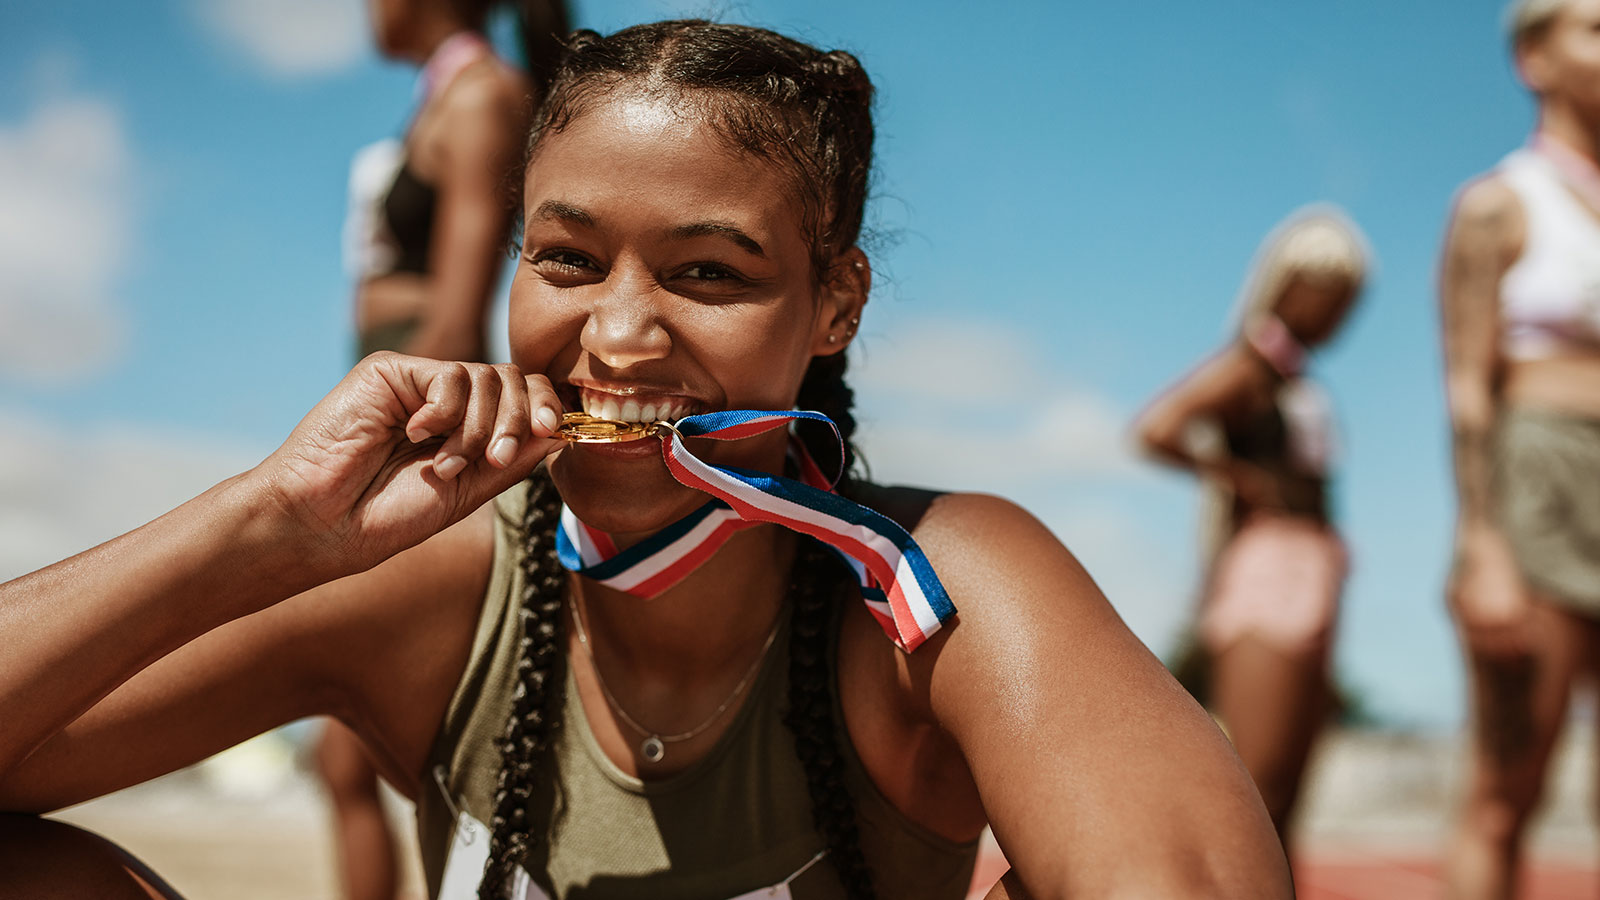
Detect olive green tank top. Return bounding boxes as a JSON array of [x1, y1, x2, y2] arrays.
[[415, 484, 979, 900]]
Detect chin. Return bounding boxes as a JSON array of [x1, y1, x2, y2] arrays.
[[547, 444, 710, 535]]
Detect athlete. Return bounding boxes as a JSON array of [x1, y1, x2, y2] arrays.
[[1136, 208, 1367, 853], [1441, 2, 1600, 896]]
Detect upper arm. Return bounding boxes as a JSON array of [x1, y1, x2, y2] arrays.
[[1134, 346, 1262, 465], [0, 509, 493, 812], [1440, 176, 1522, 427], [904, 494, 1288, 898]]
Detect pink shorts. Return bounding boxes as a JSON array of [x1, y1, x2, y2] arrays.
[[1200, 514, 1348, 655]]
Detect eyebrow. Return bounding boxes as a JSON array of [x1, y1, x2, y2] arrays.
[[530, 200, 596, 228], [669, 222, 766, 257]]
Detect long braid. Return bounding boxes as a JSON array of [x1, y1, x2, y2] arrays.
[[478, 473, 568, 899], [783, 352, 875, 900]]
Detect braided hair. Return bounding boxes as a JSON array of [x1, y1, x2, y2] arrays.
[[479, 20, 880, 900]]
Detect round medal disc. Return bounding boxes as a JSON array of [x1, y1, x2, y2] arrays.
[[558, 412, 658, 443]]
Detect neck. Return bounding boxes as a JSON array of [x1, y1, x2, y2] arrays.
[[575, 525, 797, 681], [1538, 102, 1600, 165]]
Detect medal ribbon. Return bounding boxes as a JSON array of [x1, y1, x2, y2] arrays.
[[556, 410, 956, 652]]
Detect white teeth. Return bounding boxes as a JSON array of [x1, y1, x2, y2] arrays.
[[578, 391, 690, 423]]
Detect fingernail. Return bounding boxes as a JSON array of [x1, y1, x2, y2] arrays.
[[435, 455, 467, 480], [491, 436, 518, 466], [535, 406, 560, 434], [407, 424, 430, 443]]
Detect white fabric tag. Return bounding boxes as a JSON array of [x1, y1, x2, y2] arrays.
[[437, 806, 820, 900], [437, 810, 551, 900]]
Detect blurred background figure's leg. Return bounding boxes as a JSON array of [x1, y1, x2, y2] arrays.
[[316, 721, 399, 900], [1212, 634, 1331, 846], [1444, 600, 1586, 900]]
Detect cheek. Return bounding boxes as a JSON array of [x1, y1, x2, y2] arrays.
[[507, 275, 579, 377], [686, 304, 819, 407]]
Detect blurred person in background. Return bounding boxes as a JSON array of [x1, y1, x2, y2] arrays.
[[1136, 207, 1369, 854], [1440, 1, 1600, 896], [326, 2, 568, 898], [0, 20, 1293, 900]]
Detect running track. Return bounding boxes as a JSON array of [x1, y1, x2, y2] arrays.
[[966, 848, 1596, 898]]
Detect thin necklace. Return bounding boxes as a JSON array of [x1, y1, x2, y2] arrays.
[[570, 589, 782, 765]]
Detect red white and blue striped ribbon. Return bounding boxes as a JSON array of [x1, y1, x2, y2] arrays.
[[556, 410, 955, 652]]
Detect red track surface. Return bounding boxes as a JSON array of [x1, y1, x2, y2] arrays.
[[1297, 855, 1595, 900], [965, 848, 1596, 899]]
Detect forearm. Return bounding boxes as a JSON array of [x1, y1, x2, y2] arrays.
[[1450, 409, 1499, 533], [0, 470, 318, 772]]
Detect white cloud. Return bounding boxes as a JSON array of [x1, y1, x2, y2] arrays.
[[196, 0, 368, 78], [849, 316, 1193, 655], [0, 94, 133, 382], [0, 410, 266, 582], [852, 317, 1144, 488]]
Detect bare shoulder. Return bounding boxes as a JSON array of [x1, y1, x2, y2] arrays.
[[841, 485, 1285, 891], [1448, 172, 1525, 258], [438, 60, 531, 124], [849, 484, 1131, 692]]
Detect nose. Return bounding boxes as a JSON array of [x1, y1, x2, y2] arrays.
[[581, 287, 672, 370]]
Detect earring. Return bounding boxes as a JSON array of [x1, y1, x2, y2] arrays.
[[827, 333, 839, 344]]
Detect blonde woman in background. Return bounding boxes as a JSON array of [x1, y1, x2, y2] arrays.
[[1441, 2, 1600, 896], [1137, 208, 1368, 853]]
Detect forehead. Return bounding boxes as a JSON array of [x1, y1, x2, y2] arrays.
[[523, 91, 806, 242], [1555, 0, 1600, 25]]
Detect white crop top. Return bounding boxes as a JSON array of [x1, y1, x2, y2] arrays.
[[1497, 148, 1600, 360]]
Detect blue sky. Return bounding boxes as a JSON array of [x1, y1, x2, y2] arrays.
[[0, 0, 1537, 727]]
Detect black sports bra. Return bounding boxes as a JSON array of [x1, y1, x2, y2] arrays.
[[383, 161, 437, 275]]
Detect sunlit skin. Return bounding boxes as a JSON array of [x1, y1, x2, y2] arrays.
[[0, 88, 1291, 898], [1440, 3, 1600, 898]]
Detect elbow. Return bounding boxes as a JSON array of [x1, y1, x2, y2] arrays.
[[1444, 374, 1498, 433], [1132, 413, 1181, 463]]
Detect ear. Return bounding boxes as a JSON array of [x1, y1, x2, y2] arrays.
[[1517, 40, 1554, 95], [810, 246, 870, 356]]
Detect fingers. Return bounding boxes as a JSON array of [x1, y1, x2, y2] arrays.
[[395, 360, 564, 482], [484, 365, 564, 468]]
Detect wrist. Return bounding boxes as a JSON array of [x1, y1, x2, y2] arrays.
[[219, 466, 347, 598], [1454, 518, 1509, 555]]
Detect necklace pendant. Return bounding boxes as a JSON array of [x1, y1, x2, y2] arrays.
[[640, 735, 665, 763]]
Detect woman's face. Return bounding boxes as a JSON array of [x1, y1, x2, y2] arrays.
[[1523, 0, 1600, 113], [509, 91, 856, 539], [1275, 274, 1357, 348]]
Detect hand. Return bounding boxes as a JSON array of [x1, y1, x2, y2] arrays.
[[254, 353, 564, 577], [1448, 524, 1534, 659], [1220, 459, 1283, 509]]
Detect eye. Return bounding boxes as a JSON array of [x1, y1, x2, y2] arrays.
[[532, 249, 597, 273], [679, 263, 744, 282]]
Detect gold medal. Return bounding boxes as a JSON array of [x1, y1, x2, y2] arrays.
[[558, 412, 662, 443]]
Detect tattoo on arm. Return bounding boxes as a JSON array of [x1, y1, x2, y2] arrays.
[[1441, 191, 1515, 527]]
